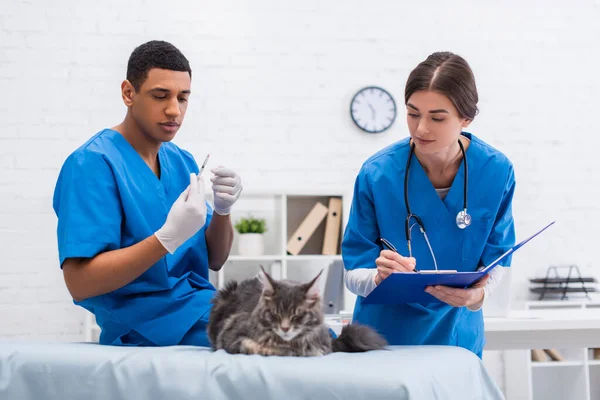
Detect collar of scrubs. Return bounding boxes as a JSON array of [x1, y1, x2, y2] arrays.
[[407, 136, 471, 230], [109, 129, 172, 195]]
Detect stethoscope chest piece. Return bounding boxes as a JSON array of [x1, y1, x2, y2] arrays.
[[456, 209, 471, 229]]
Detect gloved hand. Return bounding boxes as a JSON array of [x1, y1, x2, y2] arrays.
[[155, 173, 207, 254], [210, 166, 242, 215]]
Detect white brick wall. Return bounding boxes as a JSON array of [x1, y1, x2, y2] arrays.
[[1, 0, 599, 384]]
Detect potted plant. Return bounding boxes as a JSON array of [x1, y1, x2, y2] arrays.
[[234, 216, 267, 257]]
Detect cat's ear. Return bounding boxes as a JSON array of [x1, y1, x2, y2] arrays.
[[304, 269, 323, 304], [259, 265, 276, 298]]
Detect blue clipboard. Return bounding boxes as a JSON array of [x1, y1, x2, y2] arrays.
[[362, 221, 555, 305]]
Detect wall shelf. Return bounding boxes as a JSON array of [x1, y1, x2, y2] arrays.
[[532, 361, 585, 368], [212, 191, 349, 295]]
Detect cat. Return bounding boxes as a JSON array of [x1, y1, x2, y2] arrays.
[[207, 266, 388, 357]]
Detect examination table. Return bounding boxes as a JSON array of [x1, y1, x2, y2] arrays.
[[0, 341, 503, 399]]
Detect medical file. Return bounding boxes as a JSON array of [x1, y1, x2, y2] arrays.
[[363, 221, 555, 305]]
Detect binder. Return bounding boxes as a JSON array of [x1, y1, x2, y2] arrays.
[[363, 221, 555, 305], [286, 202, 329, 255], [544, 349, 564, 361], [321, 197, 342, 255], [531, 349, 547, 362]]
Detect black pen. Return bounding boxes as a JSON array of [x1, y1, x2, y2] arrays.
[[379, 237, 419, 273]]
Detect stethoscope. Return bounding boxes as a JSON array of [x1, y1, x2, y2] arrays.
[[403, 138, 471, 269]]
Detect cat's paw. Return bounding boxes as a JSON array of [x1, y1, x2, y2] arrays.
[[240, 338, 261, 355], [263, 346, 294, 357], [240, 339, 282, 356]]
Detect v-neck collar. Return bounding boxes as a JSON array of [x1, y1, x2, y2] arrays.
[[407, 134, 472, 227], [107, 129, 171, 194]]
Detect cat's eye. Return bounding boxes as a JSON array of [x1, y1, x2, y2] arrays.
[[269, 311, 281, 321], [291, 315, 303, 324]]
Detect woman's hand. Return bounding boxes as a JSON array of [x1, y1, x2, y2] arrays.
[[374, 250, 417, 285], [424, 274, 490, 308]]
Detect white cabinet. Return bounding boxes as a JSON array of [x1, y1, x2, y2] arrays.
[[505, 301, 600, 400], [209, 190, 349, 294], [590, 360, 600, 400], [531, 363, 589, 400]]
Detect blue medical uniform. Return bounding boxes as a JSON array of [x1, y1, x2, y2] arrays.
[[53, 128, 216, 347], [342, 132, 516, 357]]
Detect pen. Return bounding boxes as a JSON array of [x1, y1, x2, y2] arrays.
[[199, 153, 210, 177], [379, 237, 419, 273]]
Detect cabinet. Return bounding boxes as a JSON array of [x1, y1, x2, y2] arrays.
[[504, 301, 600, 400]]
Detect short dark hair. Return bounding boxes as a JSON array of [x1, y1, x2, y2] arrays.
[[126, 40, 192, 91], [404, 51, 478, 120]]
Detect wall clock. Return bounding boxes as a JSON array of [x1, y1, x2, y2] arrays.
[[350, 86, 397, 134]]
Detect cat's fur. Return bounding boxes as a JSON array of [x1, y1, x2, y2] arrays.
[[207, 266, 387, 356]]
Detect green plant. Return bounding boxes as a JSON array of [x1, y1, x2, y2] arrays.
[[234, 216, 267, 234]]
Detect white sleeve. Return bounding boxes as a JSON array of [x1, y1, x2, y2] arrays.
[[344, 268, 378, 298], [467, 266, 506, 311]]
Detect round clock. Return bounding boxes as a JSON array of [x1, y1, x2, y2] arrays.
[[350, 86, 397, 134]]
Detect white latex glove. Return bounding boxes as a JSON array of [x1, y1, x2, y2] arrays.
[[210, 166, 242, 215], [154, 173, 207, 254]]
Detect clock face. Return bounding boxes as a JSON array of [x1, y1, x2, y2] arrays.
[[350, 86, 397, 133]]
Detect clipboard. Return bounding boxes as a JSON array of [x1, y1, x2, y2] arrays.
[[362, 221, 555, 305]]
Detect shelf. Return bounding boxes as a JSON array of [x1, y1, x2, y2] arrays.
[[527, 300, 600, 309], [589, 360, 600, 366], [225, 255, 343, 262], [532, 361, 585, 368], [530, 277, 597, 284], [226, 255, 284, 262], [286, 255, 342, 261], [530, 287, 597, 293], [239, 189, 348, 197]]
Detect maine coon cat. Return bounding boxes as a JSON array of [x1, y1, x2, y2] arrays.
[[207, 266, 387, 356]]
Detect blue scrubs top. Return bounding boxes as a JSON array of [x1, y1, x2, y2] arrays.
[[53, 128, 216, 347], [342, 132, 516, 356]]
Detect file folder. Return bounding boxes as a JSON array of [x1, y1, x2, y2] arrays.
[[363, 221, 555, 305], [286, 202, 329, 255], [322, 197, 343, 255]]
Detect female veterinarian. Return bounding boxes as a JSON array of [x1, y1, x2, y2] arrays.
[[342, 51, 516, 358]]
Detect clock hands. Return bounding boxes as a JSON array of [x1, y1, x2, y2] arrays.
[[368, 103, 376, 120]]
